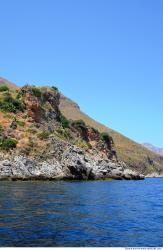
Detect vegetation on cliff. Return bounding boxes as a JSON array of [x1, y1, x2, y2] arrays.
[[0, 77, 162, 176], [59, 95, 163, 175], [0, 80, 115, 164]]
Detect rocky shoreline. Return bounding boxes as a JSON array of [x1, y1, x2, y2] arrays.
[[146, 173, 163, 178], [0, 146, 144, 181]]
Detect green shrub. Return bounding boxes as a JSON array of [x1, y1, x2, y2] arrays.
[[91, 127, 99, 133], [100, 132, 111, 142], [0, 138, 18, 150], [0, 102, 16, 113], [58, 112, 69, 128], [12, 99, 23, 110], [51, 86, 58, 92], [0, 124, 3, 135], [26, 128, 37, 134], [74, 139, 90, 150], [32, 87, 41, 98], [16, 120, 25, 127], [2, 113, 13, 119], [16, 90, 23, 99], [0, 93, 24, 113], [38, 131, 50, 140], [0, 84, 9, 92], [56, 127, 72, 140], [72, 119, 86, 127]]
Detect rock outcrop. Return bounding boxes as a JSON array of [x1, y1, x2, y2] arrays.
[[0, 83, 144, 181], [21, 85, 60, 123], [0, 145, 144, 180]]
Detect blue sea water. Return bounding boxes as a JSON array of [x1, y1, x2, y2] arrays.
[[0, 179, 163, 247]]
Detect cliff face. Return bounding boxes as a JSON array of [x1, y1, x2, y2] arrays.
[[0, 80, 143, 180], [59, 95, 163, 175]]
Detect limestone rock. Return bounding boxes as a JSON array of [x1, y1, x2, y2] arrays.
[[0, 147, 144, 180]]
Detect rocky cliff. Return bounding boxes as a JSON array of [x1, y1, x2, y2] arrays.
[[60, 95, 163, 176], [0, 80, 144, 180]]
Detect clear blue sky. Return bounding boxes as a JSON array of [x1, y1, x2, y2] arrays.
[[0, 0, 163, 147]]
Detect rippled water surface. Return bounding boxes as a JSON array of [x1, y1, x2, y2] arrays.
[[0, 179, 163, 246]]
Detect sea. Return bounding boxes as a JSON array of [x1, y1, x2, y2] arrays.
[[0, 178, 163, 247]]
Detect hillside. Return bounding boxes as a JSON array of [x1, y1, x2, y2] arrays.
[[0, 77, 144, 180], [0, 77, 162, 176], [0, 77, 18, 91], [143, 143, 163, 156], [60, 95, 163, 175]]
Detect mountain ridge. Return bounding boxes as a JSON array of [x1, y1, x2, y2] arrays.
[[143, 143, 163, 156]]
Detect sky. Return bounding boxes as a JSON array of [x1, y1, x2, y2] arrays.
[[0, 0, 163, 147]]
